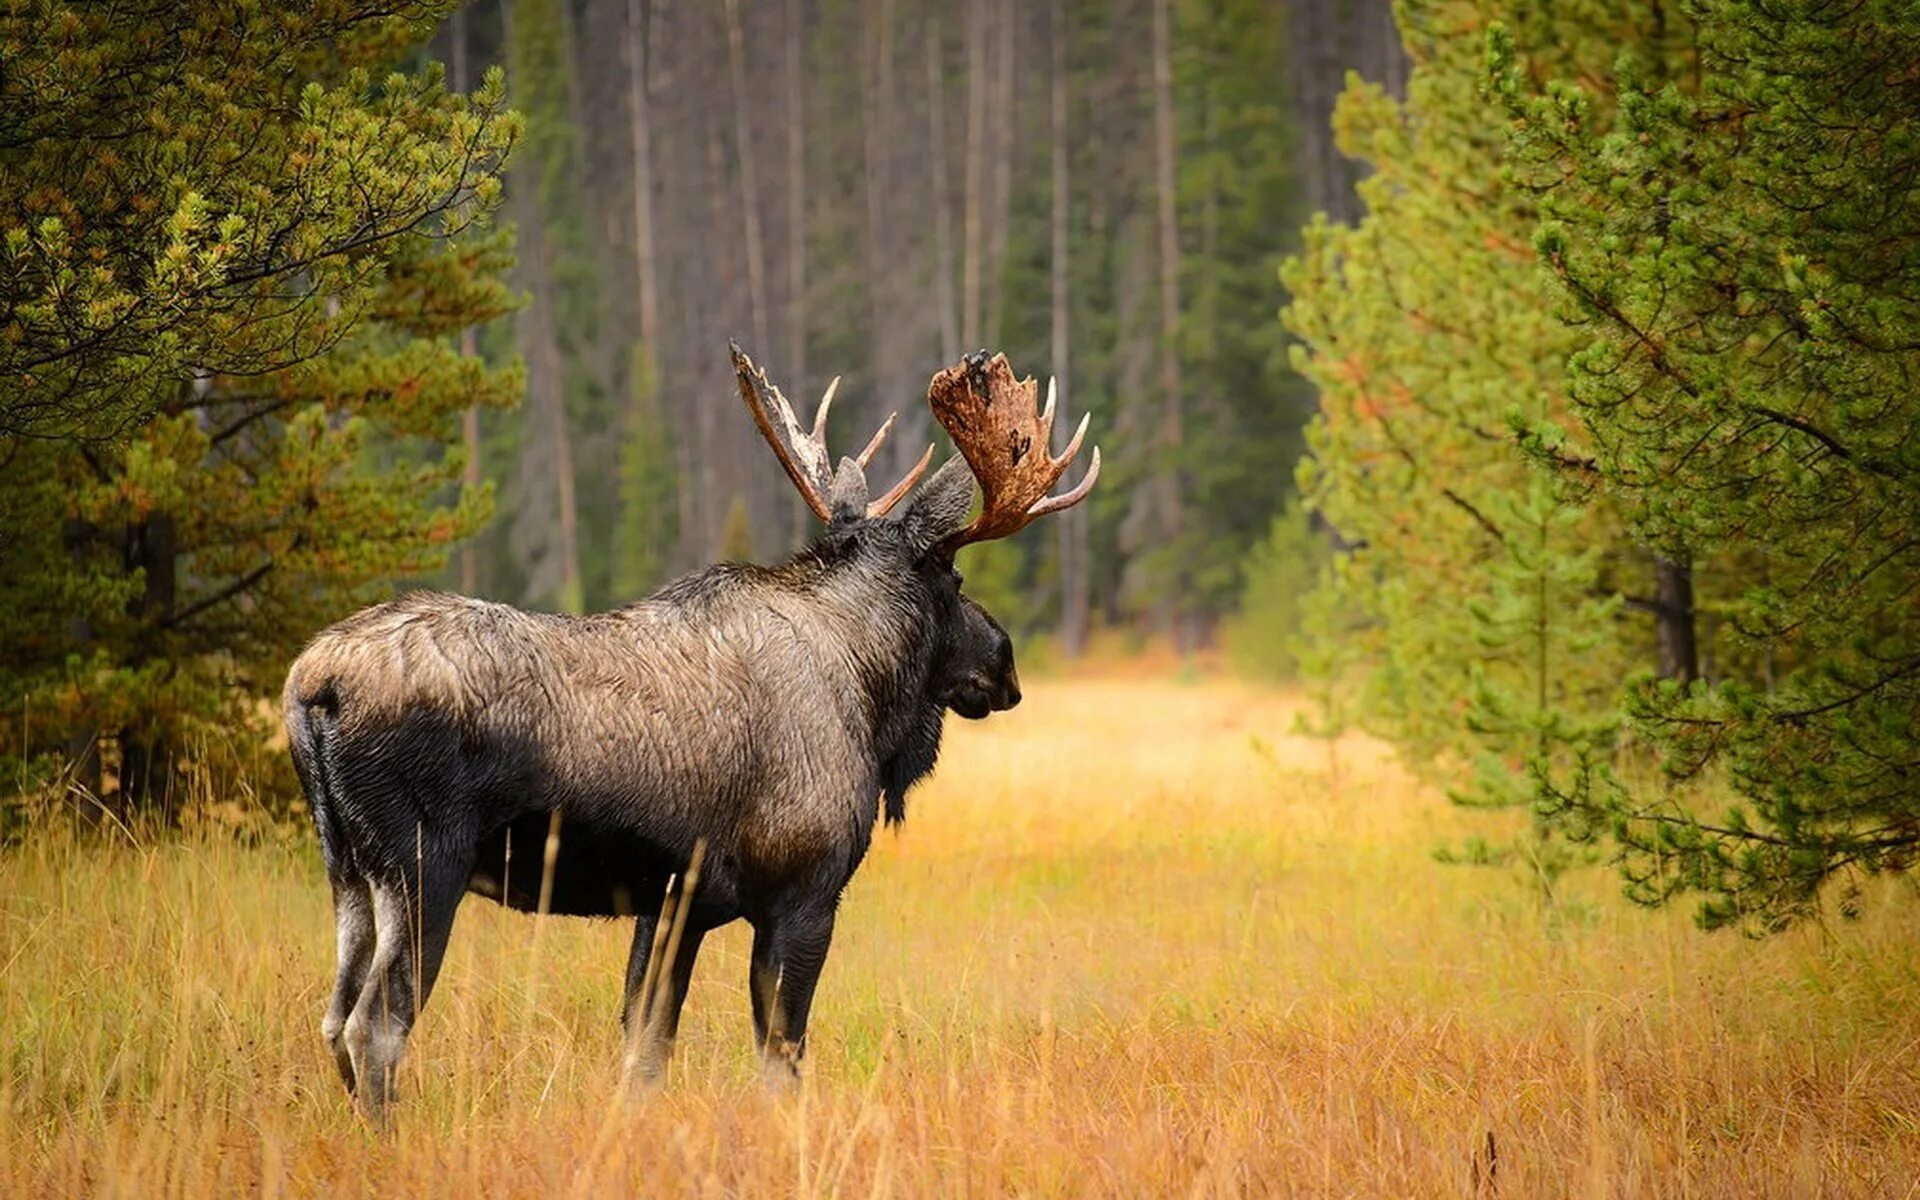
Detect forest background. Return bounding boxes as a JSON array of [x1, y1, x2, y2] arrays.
[[2, 0, 1916, 936]]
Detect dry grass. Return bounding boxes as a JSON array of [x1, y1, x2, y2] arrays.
[[5, 676, 1920, 1197]]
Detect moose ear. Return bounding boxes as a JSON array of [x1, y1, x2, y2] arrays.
[[899, 456, 977, 555], [827, 456, 870, 523]]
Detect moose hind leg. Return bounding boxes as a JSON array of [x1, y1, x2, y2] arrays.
[[749, 901, 838, 1089], [322, 877, 377, 1095], [342, 855, 468, 1121]]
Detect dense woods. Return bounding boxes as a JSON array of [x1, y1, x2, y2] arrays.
[[4, 0, 1918, 932], [451, 0, 1396, 642], [0, 1, 522, 811], [0, 0, 1400, 812], [1286, 0, 1920, 930]]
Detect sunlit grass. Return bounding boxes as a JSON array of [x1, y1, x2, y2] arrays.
[[4, 675, 1919, 1196]]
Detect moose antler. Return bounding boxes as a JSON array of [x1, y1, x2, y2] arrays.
[[926, 350, 1101, 549], [732, 342, 934, 520]]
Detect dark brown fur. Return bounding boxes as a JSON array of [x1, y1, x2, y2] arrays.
[[284, 460, 1017, 1116]]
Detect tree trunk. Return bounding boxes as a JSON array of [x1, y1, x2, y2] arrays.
[[861, 0, 923, 480], [927, 15, 959, 363], [961, 3, 985, 348], [1654, 554, 1698, 684], [643, 0, 708, 572], [1050, 0, 1088, 657], [724, 0, 770, 355], [1288, 0, 1408, 225], [626, 0, 661, 354], [981, 0, 1016, 345], [553, 379, 582, 612], [61, 517, 103, 812], [529, 220, 583, 612], [620, 0, 674, 584], [1150, 0, 1189, 647], [512, 201, 583, 611], [503, 0, 583, 611], [784, 0, 810, 548], [452, 6, 481, 596], [459, 329, 481, 595], [861, 0, 891, 420], [119, 514, 176, 814], [725, 0, 778, 545], [1197, 67, 1220, 425]]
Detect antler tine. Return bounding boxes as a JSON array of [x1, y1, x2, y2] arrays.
[[733, 341, 831, 521], [1052, 409, 1089, 469], [732, 342, 935, 523], [851, 408, 937, 518], [810, 376, 841, 439], [925, 351, 1100, 550], [854, 411, 897, 468], [1029, 445, 1100, 518], [868, 442, 935, 516]]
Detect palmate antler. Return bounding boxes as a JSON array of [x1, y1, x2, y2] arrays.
[[732, 341, 934, 520], [926, 350, 1101, 550]]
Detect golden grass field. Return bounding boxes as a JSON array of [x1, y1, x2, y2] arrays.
[[5, 674, 1920, 1197]]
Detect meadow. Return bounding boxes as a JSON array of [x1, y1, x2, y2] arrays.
[[4, 673, 1919, 1197]]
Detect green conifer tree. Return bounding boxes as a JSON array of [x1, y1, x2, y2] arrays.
[[0, 1, 514, 441], [616, 343, 678, 596], [1498, 0, 1920, 929], [1280, 0, 1667, 877], [0, 6, 521, 816]]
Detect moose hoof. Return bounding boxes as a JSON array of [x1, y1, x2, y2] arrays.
[[760, 1041, 803, 1093]]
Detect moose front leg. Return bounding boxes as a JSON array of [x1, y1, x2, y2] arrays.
[[749, 899, 838, 1088], [621, 911, 706, 1089]]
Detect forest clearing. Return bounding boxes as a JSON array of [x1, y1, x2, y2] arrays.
[[6, 1, 1920, 1196], [6, 673, 1918, 1198]]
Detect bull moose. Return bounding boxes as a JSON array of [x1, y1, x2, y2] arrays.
[[282, 346, 1099, 1118]]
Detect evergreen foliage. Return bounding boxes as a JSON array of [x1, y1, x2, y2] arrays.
[[0, 2, 520, 815], [1286, 0, 1920, 929], [0, 0, 514, 441], [1281, 0, 1646, 847], [1160, 0, 1312, 618], [1223, 501, 1327, 682], [1498, 0, 1920, 930]]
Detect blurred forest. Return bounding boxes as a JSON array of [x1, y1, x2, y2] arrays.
[[0, 0, 1400, 816], [5, 0, 1917, 933], [444, 0, 1403, 644]]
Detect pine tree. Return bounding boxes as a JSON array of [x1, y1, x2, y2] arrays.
[[1223, 500, 1328, 681], [615, 342, 677, 596], [0, 6, 521, 816], [0, 1, 514, 441], [1169, 0, 1313, 625], [1280, 0, 1665, 869], [1499, 0, 1920, 929], [716, 495, 755, 564]]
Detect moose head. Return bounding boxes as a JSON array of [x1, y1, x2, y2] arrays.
[[731, 341, 1099, 734]]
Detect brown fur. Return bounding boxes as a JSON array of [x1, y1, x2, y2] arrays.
[[282, 477, 1019, 1117]]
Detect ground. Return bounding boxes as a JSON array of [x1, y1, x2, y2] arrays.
[[4, 675, 1918, 1197]]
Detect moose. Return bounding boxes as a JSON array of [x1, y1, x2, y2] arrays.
[[282, 346, 1098, 1118]]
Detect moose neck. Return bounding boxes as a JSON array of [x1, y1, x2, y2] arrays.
[[780, 525, 947, 770]]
